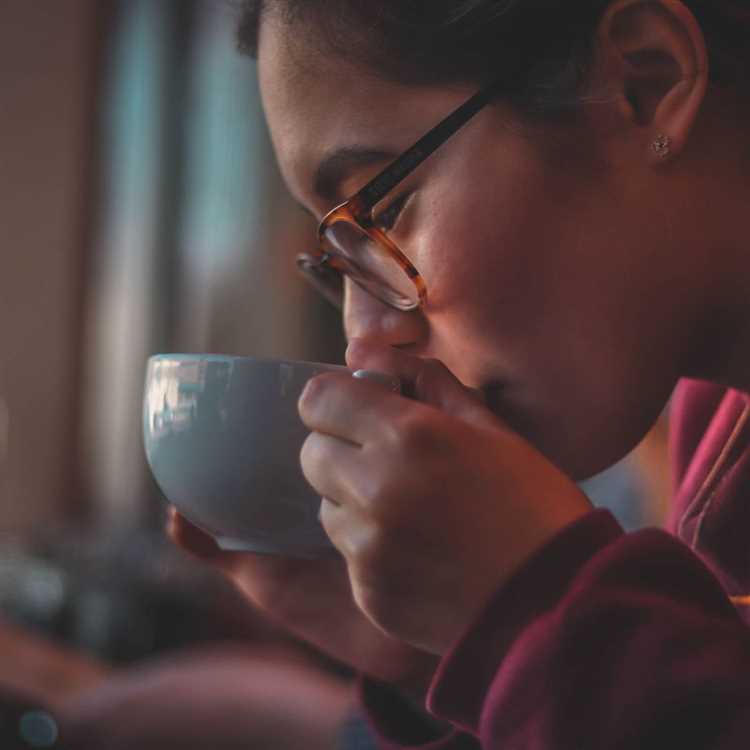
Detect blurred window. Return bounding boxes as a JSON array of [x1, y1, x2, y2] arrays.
[[82, 0, 343, 529]]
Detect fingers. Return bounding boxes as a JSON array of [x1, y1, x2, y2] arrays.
[[300, 432, 361, 504], [299, 371, 418, 446], [318, 497, 371, 560], [300, 431, 370, 510], [166, 506, 220, 558], [351, 369, 401, 393], [346, 339, 426, 397], [346, 339, 495, 429], [166, 507, 281, 583]]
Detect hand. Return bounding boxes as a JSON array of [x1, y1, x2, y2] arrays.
[[299, 339, 592, 655], [167, 510, 440, 698]]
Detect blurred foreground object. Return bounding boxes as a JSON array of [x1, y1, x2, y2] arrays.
[[0, 621, 107, 708], [60, 644, 353, 750]]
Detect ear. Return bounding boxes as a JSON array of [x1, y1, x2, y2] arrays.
[[592, 0, 709, 162]]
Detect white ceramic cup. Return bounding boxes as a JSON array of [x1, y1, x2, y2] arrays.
[[143, 354, 355, 558]]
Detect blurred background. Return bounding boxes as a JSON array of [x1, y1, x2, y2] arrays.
[[0, 0, 670, 735], [0, 0, 350, 727]]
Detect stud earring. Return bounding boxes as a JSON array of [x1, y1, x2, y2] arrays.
[[651, 134, 672, 159]]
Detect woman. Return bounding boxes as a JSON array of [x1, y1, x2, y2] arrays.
[[171, 1, 750, 747]]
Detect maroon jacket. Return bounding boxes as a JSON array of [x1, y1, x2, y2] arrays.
[[361, 379, 750, 749]]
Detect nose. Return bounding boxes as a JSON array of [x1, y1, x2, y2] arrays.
[[342, 277, 427, 348]]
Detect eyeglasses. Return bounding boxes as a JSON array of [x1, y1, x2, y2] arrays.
[[296, 82, 501, 311]]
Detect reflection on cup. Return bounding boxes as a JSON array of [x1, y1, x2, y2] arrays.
[[143, 354, 348, 559]]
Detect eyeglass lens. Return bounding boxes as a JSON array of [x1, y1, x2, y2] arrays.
[[321, 220, 419, 310]]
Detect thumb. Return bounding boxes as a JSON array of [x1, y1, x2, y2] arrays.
[[346, 339, 499, 431]]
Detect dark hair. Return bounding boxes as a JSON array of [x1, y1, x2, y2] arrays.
[[237, 0, 750, 116]]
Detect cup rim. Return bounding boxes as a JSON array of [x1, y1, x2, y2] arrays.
[[147, 353, 348, 370]]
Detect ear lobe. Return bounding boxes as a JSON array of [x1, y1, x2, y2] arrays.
[[596, 0, 709, 160]]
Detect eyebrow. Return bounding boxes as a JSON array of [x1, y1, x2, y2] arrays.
[[313, 146, 397, 205]]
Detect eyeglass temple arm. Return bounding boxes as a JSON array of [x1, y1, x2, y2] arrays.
[[351, 82, 501, 217]]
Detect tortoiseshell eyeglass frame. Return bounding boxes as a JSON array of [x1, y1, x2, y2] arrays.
[[296, 81, 502, 311]]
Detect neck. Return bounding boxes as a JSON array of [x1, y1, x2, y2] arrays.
[[676, 89, 750, 394], [691, 182, 750, 394]]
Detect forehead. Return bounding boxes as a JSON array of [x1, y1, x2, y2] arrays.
[[256, 13, 472, 211]]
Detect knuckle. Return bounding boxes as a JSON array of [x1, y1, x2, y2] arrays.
[[316, 495, 335, 525], [298, 374, 325, 416], [396, 412, 438, 454], [344, 530, 387, 588], [357, 434, 434, 517], [317, 498, 342, 543], [299, 432, 316, 471], [299, 432, 328, 481], [343, 517, 382, 562], [298, 372, 340, 415]]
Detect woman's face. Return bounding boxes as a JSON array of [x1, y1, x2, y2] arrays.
[[257, 16, 716, 479]]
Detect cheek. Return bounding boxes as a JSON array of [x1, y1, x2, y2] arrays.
[[415, 161, 548, 319], [411, 171, 681, 478], [416, 159, 572, 373], [466, 254, 681, 479]]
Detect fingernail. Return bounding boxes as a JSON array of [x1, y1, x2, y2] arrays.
[[352, 370, 401, 393]]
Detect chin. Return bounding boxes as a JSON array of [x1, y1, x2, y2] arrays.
[[481, 382, 658, 482]]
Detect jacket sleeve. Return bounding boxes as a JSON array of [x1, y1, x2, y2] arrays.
[[359, 677, 480, 749], [361, 510, 750, 749]]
